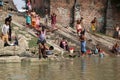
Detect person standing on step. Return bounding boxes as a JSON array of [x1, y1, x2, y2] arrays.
[[1, 21, 10, 45], [51, 13, 57, 29], [37, 26, 48, 59], [91, 17, 97, 33], [5, 14, 12, 41], [45, 8, 49, 26]]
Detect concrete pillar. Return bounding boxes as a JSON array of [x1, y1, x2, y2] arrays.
[[106, 0, 114, 36]]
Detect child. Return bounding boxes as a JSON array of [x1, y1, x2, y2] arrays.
[[98, 48, 104, 58], [46, 46, 54, 55]]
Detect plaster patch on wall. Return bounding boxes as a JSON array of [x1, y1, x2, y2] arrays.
[[57, 7, 69, 18]]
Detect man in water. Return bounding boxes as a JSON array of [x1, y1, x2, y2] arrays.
[[79, 30, 86, 56]]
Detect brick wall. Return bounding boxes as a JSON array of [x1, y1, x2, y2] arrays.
[[50, 0, 74, 26], [50, 0, 107, 30], [31, 0, 114, 32]]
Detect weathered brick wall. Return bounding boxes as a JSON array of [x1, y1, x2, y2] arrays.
[[32, 0, 120, 33], [80, 0, 107, 31], [51, 0, 107, 31], [50, 0, 74, 26]]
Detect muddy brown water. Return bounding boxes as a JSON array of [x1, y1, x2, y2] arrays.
[[0, 56, 120, 80]]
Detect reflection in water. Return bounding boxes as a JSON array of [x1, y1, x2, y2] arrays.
[[0, 57, 120, 80], [81, 58, 86, 73]]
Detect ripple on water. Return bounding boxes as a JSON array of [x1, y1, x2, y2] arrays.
[[0, 57, 119, 80]]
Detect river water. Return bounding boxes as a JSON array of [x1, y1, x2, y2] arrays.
[[0, 57, 120, 80]]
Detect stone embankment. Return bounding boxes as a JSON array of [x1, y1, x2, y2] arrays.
[[12, 12, 120, 55], [0, 8, 120, 63]]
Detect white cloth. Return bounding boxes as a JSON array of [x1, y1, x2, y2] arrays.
[[2, 24, 9, 35]]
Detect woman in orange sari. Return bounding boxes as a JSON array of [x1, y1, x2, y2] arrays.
[[31, 12, 36, 28]]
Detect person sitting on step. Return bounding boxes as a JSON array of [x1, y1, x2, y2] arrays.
[[60, 37, 69, 51]]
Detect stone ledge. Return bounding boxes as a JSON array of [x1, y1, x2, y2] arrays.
[[0, 56, 63, 63]]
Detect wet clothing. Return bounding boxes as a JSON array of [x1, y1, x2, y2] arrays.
[[80, 34, 86, 54], [94, 48, 99, 54], [81, 41, 86, 53]]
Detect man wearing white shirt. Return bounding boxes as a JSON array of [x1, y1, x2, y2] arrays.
[[1, 21, 9, 43]]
